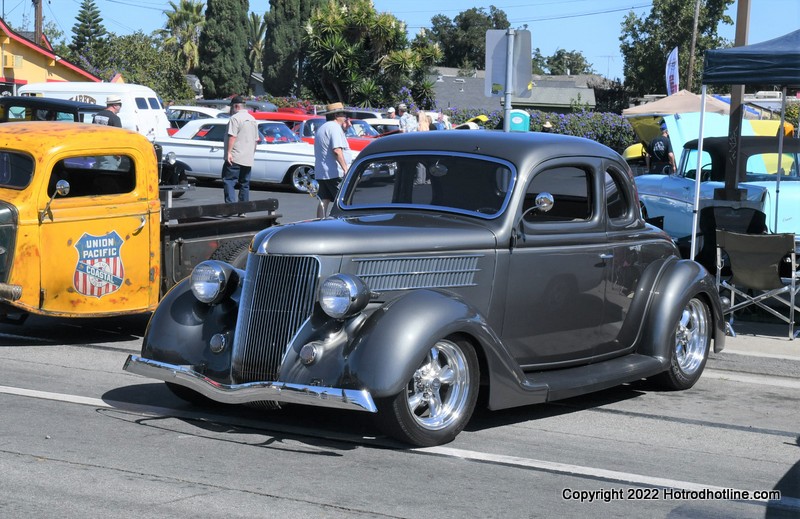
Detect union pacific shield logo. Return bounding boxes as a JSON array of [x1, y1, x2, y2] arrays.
[[73, 231, 125, 298]]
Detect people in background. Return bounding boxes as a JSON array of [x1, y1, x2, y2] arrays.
[[222, 95, 258, 209], [398, 103, 417, 132], [93, 96, 122, 127], [314, 102, 352, 219], [647, 122, 676, 174], [386, 107, 396, 119]]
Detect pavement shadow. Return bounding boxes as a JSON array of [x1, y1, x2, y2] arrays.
[[0, 313, 150, 347]]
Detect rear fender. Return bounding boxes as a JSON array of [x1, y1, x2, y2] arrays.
[[638, 258, 725, 359]]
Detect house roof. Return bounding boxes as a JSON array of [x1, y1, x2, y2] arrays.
[[0, 18, 99, 82]]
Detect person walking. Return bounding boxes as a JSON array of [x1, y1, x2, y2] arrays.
[[397, 103, 417, 132], [314, 102, 351, 219], [93, 96, 123, 127], [222, 95, 258, 210], [646, 122, 676, 174]]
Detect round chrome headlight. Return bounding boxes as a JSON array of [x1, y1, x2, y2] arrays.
[[319, 274, 370, 319], [190, 261, 233, 304], [166, 151, 177, 165]]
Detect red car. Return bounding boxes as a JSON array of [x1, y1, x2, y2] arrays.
[[253, 111, 375, 151]]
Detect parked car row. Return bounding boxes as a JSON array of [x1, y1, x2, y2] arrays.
[[156, 118, 315, 192]]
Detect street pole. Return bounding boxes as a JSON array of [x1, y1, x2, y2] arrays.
[[503, 28, 515, 133], [686, 0, 701, 92]]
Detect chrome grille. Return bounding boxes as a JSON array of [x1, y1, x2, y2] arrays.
[[232, 255, 319, 383], [354, 255, 481, 292]]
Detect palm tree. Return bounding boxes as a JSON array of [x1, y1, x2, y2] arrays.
[[161, 0, 205, 74], [247, 12, 267, 87]]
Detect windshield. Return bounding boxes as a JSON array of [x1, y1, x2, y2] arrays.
[[348, 120, 379, 138], [681, 148, 800, 182], [341, 153, 515, 218], [258, 122, 301, 143]]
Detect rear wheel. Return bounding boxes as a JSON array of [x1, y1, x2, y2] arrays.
[[286, 165, 313, 193], [375, 337, 479, 446], [210, 239, 250, 268], [653, 296, 711, 390]]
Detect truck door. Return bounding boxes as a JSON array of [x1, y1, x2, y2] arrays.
[[38, 153, 157, 315]]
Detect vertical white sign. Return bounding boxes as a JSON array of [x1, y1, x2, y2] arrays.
[[665, 46, 680, 95]]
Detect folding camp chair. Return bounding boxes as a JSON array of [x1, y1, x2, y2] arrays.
[[716, 230, 800, 340]]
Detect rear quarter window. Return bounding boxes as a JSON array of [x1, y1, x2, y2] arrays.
[[0, 152, 34, 189], [135, 97, 148, 110]]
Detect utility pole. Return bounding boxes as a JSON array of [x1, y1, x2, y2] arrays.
[[719, 0, 751, 201], [686, 0, 702, 91], [33, 0, 42, 44]]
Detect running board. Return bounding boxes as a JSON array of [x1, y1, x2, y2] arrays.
[[524, 354, 667, 402]]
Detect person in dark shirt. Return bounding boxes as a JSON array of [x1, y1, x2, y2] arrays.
[[93, 95, 122, 127], [647, 123, 676, 174]]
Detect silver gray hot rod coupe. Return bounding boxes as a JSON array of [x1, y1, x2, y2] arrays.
[[124, 130, 725, 446]]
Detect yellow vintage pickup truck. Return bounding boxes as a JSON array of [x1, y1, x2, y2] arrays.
[[0, 122, 279, 323]]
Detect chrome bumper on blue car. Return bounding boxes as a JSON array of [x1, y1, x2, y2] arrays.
[[123, 355, 378, 413]]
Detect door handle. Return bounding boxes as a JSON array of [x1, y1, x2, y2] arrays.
[[132, 215, 146, 236], [210, 146, 221, 152], [599, 253, 614, 260]]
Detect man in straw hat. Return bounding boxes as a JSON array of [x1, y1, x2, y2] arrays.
[[314, 101, 352, 218]]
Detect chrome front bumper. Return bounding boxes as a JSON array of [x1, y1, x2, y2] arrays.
[[123, 355, 377, 413]]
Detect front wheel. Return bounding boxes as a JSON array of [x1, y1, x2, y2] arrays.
[[375, 337, 479, 447], [653, 296, 711, 390]]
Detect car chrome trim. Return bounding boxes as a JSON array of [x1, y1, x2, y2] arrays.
[[123, 355, 378, 413]]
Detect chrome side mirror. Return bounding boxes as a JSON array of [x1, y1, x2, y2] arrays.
[[533, 192, 554, 213], [39, 179, 70, 224]]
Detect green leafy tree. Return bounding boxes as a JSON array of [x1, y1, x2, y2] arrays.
[[428, 6, 509, 69], [620, 0, 734, 96], [247, 12, 267, 82], [161, 0, 205, 74], [197, 0, 250, 98], [303, 0, 441, 108], [69, 0, 108, 58], [87, 32, 194, 101], [531, 48, 546, 75], [262, 0, 324, 96], [545, 49, 594, 76]]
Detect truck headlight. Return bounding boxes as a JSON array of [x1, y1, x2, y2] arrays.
[[190, 261, 236, 304], [166, 151, 177, 165], [319, 274, 370, 319]]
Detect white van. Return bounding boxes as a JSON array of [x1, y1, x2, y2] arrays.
[[18, 82, 171, 139]]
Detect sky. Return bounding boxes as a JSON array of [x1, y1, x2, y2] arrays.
[[5, 0, 800, 82]]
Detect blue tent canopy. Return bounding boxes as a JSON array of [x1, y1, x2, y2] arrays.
[[703, 29, 800, 86]]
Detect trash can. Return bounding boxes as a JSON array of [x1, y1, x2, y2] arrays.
[[508, 109, 530, 132]]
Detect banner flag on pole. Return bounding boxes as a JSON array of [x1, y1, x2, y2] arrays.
[[666, 46, 680, 95]]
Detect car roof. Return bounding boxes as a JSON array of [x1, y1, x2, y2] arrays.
[[684, 136, 800, 155], [171, 117, 292, 139], [0, 121, 145, 151], [0, 96, 104, 111], [252, 111, 314, 121], [167, 105, 225, 116], [357, 129, 621, 169]]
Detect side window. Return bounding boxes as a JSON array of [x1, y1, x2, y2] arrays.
[[148, 98, 161, 109], [135, 97, 148, 110], [192, 124, 227, 141], [524, 166, 591, 222], [48, 156, 135, 197], [605, 169, 630, 221], [683, 149, 712, 180]]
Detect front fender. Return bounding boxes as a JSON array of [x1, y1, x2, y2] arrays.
[[141, 276, 240, 383], [638, 258, 725, 359], [340, 289, 526, 399]]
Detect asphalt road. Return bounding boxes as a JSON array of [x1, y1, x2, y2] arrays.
[[1, 183, 798, 518]]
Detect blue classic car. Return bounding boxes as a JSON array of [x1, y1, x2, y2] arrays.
[[124, 130, 724, 446], [635, 136, 800, 239]]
